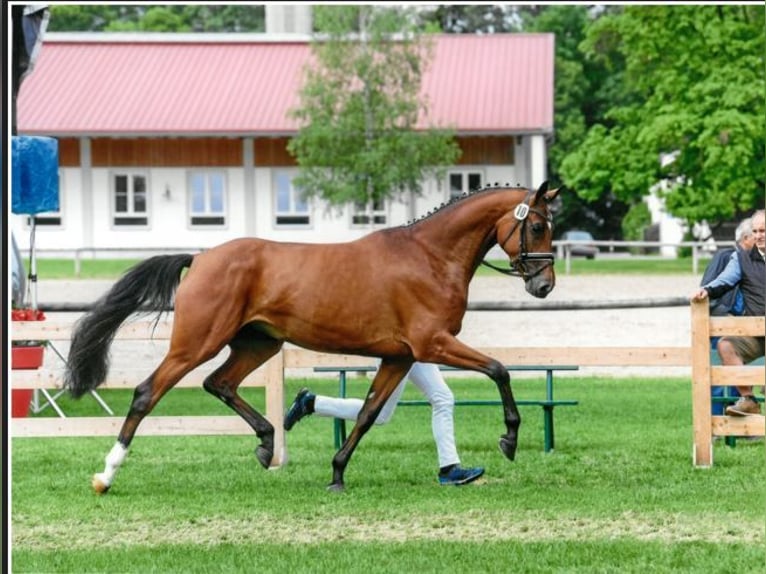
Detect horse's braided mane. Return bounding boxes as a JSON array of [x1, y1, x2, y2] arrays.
[[403, 181, 525, 228]]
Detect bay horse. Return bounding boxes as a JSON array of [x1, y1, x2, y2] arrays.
[[64, 181, 561, 493]]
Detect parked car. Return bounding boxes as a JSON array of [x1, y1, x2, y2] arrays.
[[560, 230, 599, 259]]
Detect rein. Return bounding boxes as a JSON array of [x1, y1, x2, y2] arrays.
[[481, 191, 555, 279]]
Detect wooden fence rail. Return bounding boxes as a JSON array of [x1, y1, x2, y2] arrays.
[[9, 319, 288, 465], [10, 304, 763, 468]]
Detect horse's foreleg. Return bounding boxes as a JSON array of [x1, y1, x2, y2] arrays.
[[329, 359, 412, 492], [202, 338, 283, 468], [93, 356, 197, 494], [418, 334, 520, 461]]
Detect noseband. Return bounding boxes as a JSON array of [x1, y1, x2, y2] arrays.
[[481, 191, 555, 279]]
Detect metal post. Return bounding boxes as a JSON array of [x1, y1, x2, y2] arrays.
[[544, 370, 554, 452], [692, 244, 699, 275], [334, 370, 348, 449]]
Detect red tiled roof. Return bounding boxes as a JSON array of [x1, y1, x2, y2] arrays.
[[17, 33, 554, 136]]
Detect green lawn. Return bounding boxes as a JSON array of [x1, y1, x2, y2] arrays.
[[10, 376, 766, 573]]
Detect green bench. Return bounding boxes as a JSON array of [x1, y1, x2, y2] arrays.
[[313, 364, 579, 453]]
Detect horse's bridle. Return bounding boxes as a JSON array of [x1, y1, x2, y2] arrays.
[[481, 191, 555, 279]]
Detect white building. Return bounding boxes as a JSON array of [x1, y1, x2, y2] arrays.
[[13, 31, 555, 254]]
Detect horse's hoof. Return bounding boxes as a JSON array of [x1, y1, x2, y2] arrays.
[[498, 436, 517, 461], [255, 446, 273, 469], [92, 474, 111, 495], [326, 482, 345, 493]]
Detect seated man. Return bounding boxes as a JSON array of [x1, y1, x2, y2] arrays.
[[700, 217, 754, 414], [690, 210, 765, 416]]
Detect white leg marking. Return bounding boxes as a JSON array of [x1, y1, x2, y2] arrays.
[[94, 442, 128, 489]]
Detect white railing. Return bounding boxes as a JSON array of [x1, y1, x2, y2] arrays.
[[26, 247, 206, 276], [486, 239, 730, 274], [554, 240, 731, 275], [28, 240, 728, 276]]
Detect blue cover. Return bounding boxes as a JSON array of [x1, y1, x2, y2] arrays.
[[11, 135, 60, 215]]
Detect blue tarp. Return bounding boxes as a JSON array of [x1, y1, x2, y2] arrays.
[[11, 135, 59, 215]]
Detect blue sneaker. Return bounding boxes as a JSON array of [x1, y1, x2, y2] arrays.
[[438, 465, 485, 486], [284, 388, 315, 430]]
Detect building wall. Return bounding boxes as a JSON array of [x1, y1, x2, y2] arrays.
[[10, 135, 544, 252]]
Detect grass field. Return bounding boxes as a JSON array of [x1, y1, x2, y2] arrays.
[[25, 255, 709, 280], [10, 376, 766, 573]]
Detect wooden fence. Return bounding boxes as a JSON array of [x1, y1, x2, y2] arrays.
[[690, 300, 765, 466], [9, 319, 288, 466], [10, 304, 764, 468]]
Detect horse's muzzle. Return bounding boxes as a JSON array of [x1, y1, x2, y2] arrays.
[[525, 278, 554, 298]]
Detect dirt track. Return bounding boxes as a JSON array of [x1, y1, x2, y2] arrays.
[[35, 272, 700, 378]]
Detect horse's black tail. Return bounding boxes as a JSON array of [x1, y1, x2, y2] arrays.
[[64, 253, 195, 399]]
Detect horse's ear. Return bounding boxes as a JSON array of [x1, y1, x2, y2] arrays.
[[544, 185, 564, 203], [534, 180, 557, 203]]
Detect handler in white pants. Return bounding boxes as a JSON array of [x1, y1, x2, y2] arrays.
[[284, 362, 485, 486]]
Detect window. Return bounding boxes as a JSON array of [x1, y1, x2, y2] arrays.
[[352, 197, 387, 227], [189, 171, 227, 227], [448, 171, 483, 200], [27, 169, 63, 227], [112, 171, 149, 227], [274, 170, 310, 226]]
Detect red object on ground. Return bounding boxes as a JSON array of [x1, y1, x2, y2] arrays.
[[11, 308, 46, 321], [12, 345, 45, 369], [11, 389, 35, 417], [11, 308, 47, 417]]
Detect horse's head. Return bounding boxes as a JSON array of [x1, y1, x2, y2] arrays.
[[495, 181, 561, 298]]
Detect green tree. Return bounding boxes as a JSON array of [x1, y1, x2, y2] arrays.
[[287, 5, 460, 213], [560, 5, 765, 228], [418, 5, 633, 239], [621, 201, 652, 255], [48, 5, 126, 31], [48, 5, 264, 32], [419, 5, 521, 34], [104, 6, 191, 32], [521, 5, 630, 239]]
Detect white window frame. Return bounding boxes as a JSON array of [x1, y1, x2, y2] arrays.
[[273, 169, 311, 227], [111, 170, 150, 228], [188, 170, 228, 228], [351, 197, 388, 228], [447, 170, 484, 200]]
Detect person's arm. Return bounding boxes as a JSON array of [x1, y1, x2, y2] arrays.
[[702, 252, 741, 299]]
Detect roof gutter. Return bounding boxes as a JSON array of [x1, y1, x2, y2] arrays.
[[43, 32, 313, 44]]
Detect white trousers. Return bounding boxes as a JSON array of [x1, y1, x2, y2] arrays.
[[313, 362, 459, 468]]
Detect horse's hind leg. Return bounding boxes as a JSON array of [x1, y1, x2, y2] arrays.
[[329, 359, 412, 492], [202, 335, 283, 468], [92, 353, 201, 494]]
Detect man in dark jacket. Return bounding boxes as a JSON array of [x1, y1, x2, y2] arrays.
[[690, 209, 765, 416], [700, 218, 754, 318], [699, 218, 754, 414]]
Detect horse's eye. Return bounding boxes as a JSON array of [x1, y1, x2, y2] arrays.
[[531, 222, 545, 235]]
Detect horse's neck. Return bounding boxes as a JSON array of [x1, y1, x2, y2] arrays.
[[413, 189, 521, 278]]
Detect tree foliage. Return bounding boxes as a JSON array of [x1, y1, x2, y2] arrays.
[[48, 4, 264, 32], [287, 5, 460, 208], [419, 5, 521, 34], [560, 5, 765, 227], [520, 5, 630, 239]]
